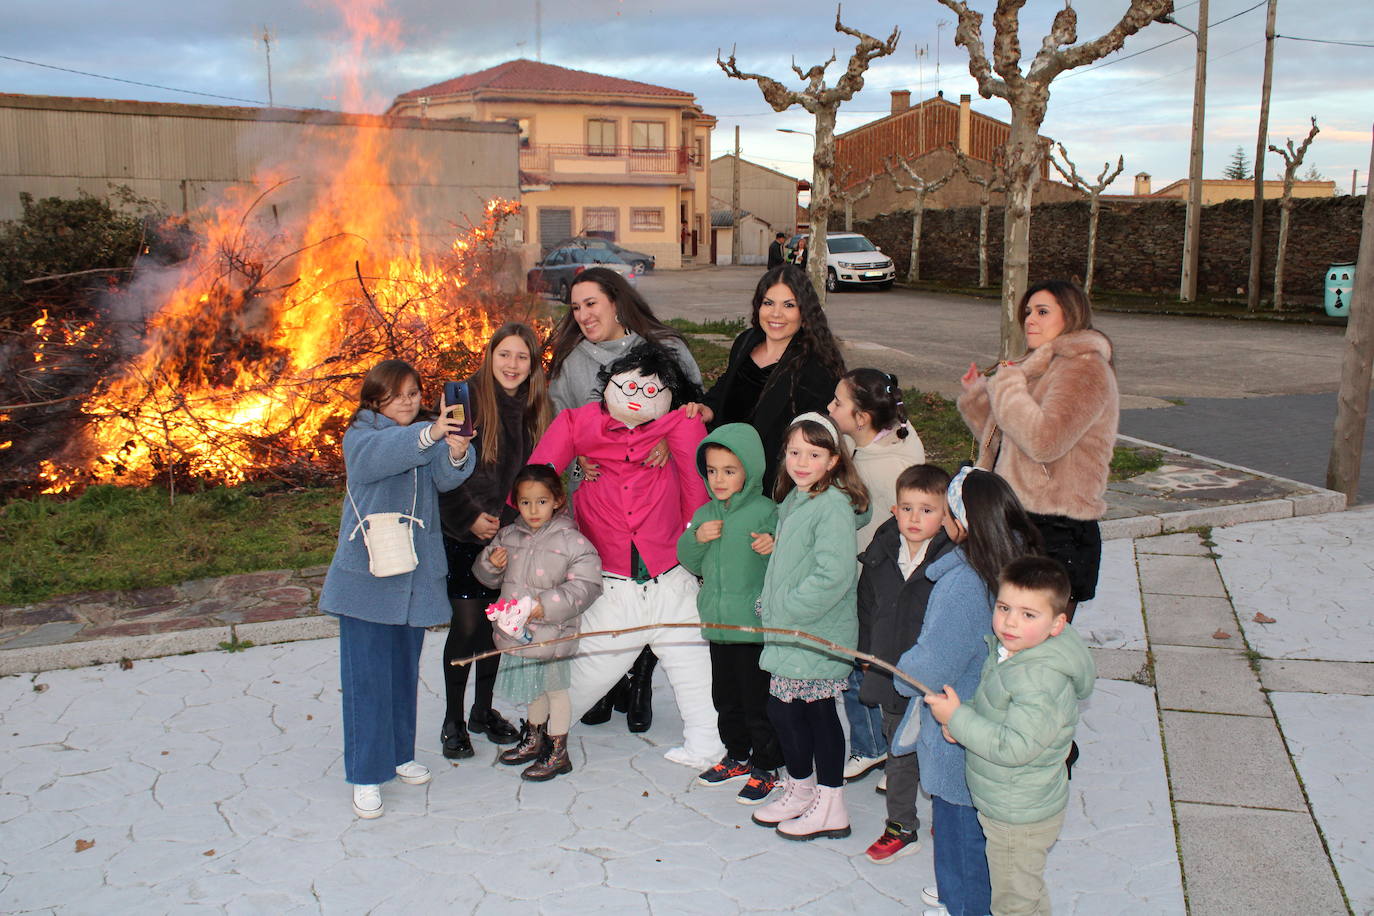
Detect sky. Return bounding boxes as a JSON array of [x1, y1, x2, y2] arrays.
[[4, 0, 1372, 195]]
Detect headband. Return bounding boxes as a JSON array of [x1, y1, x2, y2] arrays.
[[790, 411, 840, 448], [946, 465, 988, 529]]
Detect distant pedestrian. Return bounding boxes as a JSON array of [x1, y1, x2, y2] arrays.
[[320, 359, 475, 820], [958, 279, 1119, 622], [767, 232, 787, 269], [790, 235, 809, 270], [924, 555, 1095, 916]]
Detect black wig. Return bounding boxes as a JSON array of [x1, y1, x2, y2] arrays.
[[596, 341, 704, 408]]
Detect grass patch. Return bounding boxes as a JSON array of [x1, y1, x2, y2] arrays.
[[1109, 445, 1165, 481], [0, 483, 341, 605], [667, 316, 747, 337], [905, 388, 976, 472]]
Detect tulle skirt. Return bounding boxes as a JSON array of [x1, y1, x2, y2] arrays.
[[495, 653, 571, 705]]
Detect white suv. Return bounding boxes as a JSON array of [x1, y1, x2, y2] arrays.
[[788, 231, 896, 292]]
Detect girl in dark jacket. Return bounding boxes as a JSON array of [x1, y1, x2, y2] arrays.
[[686, 265, 845, 495], [438, 323, 554, 759]]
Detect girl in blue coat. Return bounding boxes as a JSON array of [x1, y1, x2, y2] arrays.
[[320, 359, 475, 819]]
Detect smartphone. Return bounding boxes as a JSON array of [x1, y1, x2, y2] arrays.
[[442, 381, 473, 437]]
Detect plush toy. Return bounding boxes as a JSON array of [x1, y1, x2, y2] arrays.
[[484, 595, 536, 643]]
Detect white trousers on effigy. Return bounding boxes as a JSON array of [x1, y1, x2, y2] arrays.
[[568, 565, 724, 768]]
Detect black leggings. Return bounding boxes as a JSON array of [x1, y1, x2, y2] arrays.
[[441, 597, 499, 722], [767, 695, 846, 788]]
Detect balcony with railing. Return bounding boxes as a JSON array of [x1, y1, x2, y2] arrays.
[[519, 144, 692, 177]]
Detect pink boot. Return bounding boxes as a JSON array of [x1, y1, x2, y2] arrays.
[[751, 773, 817, 827], [777, 784, 851, 841]]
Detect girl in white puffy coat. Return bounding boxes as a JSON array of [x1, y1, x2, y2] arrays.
[[474, 465, 602, 781]]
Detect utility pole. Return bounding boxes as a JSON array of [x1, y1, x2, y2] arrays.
[[261, 26, 275, 108], [1247, 0, 1279, 310], [535, 0, 542, 62], [1175, 0, 1208, 302], [1326, 125, 1374, 504], [731, 126, 743, 266]]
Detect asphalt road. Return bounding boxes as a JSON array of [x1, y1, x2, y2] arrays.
[[636, 267, 1372, 502]]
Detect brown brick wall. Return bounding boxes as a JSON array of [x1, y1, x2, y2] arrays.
[[856, 195, 1363, 304]]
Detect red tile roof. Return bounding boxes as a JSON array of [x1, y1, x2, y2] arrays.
[[396, 59, 693, 101]]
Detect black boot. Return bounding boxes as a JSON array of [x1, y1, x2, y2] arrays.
[[581, 676, 629, 726], [1066, 740, 1080, 780], [469, 707, 520, 745], [626, 647, 657, 733], [441, 719, 474, 759]]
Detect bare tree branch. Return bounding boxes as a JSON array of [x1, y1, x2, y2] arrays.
[[1268, 117, 1320, 309]]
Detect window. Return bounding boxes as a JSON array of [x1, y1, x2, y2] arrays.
[[497, 116, 532, 148], [630, 208, 665, 231], [587, 119, 617, 155], [631, 120, 667, 151], [582, 207, 618, 240], [694, 138, 705, 167]]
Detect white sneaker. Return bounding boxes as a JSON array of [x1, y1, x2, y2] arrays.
[[843, 752, 887, 781], [395, 761, 431, 785], [921, 908, 948, 916], [921, 886, 941, 906], [876, 772, 888, 793], [352, 784, 383, 818]]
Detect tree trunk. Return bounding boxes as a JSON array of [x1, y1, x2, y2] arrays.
[[978, 201, 990, 289], [909, 193, 926, 283], [1326, 127, 1374, 504], [1000, 113, 1040, 358], [810, 109, 837, 304], [1273, 202, 1291, 310], [844, 198, 854, 231], [1086, 196, 1101, 298]]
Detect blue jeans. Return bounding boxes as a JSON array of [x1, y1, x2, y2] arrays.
[[931, 794, 992, 916], [339, 615, 426, 785], [843, 667, 888, 759]]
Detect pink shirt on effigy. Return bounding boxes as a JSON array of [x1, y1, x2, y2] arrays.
[[529, 404, 708, 578]]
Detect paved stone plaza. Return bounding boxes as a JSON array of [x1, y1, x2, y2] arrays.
[[3, 508, 1371, 914]]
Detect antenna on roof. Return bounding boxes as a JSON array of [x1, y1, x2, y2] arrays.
[[261, 25, 275, 108], [535, 0, 543, 62], [935, 19, 949, 97]]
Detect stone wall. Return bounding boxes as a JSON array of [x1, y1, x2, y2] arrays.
[[858, 194, 1364, 305]]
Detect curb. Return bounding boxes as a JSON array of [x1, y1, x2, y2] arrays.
[[1099, 435, 1346, 541]]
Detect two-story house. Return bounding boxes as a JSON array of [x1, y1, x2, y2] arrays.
[[387, 59, 714, 269]]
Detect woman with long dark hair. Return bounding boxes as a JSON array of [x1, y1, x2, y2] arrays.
[[687, 264, 845, 495], [437, 323, 553, 759], [958, 279, 1118, 620]]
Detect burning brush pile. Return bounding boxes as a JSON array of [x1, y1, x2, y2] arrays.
[[0, 177, 543, 498]]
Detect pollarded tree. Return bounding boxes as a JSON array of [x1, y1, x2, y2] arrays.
[[719, 9, 900, 302], [1268, 117, 1320, 310], [1048, 143, 1125, 298], [936, 0, 1172, 356], [834, 165, 878, 232], [955, 146, 1009, 289], [885, 154, 958, 283]]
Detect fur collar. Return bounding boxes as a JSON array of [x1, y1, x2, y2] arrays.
[[1018, 329, 1112, 379]]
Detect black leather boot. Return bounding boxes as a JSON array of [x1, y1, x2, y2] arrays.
[[469, 707, 520, 745], [626, 647, 657, 733], [580, 676, 629, 726], [441, 719, 474, 759]]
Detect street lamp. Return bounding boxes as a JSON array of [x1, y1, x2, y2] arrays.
[[1159, 2, 1208, 302], [775, 128, 814, 137]]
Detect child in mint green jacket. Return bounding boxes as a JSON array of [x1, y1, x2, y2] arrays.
[[926, 555, 1095, 916], [677, 423, 780, 804]]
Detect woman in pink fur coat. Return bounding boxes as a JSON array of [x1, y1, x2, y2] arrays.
[[957, 279, 1119, 621]]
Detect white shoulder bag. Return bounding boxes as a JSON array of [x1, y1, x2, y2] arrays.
[[347, 468, 424, 577]]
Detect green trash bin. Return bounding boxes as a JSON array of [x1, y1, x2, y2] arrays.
[[1325, 262, 1355, 318]]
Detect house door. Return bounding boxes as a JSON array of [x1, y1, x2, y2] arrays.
[[539, 208, 573, 254]]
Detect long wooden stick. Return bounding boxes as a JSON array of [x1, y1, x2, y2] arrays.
[[449, 621, 937, 697]]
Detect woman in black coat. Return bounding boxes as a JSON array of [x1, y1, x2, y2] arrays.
[[688, 264, 846, 494]]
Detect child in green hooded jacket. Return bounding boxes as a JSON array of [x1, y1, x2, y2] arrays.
[[677, 423, 781, 805]]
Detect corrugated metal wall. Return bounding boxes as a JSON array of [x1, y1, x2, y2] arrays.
[[0, 95, 519, 244]]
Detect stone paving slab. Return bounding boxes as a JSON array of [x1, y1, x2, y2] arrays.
[[1153, 646, 1270, 716], [1078, 538, 1146, 652], [1161, 711, 1306, 812], [1174, 802, 1348, 916], [1136, 553, 1229, 599], [1271, 692, 1374, 915], [1141, 594, 1244, 650], [0, 635, 1181, 914], [1260, 659, 1374, 696], [1213, 507, 1374, 663]]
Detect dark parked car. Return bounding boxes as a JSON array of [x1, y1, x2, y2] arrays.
[[555, 236, 656, 273], [527, 246, 637, 303]]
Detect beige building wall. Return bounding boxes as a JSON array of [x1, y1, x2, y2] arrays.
[[390, 84, 711, 269], [0, 94, 519, 246], [1147, 177, 1338, 203], [709, 155, 797, 235]]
